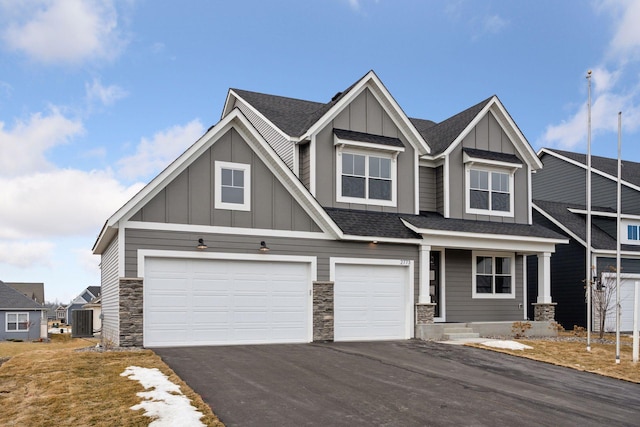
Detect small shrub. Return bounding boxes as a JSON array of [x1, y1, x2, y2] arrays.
[[512, 321, 532, 339], [572, 325, 586, 337], [549, 321, 565, 332]]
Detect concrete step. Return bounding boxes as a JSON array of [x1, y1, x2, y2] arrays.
[[443, 332, 480, 340], [442, 327, 475, 334]]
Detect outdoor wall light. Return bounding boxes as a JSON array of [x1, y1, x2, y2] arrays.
[[197, 238, 208, 250], [259, 241, 270, 252]]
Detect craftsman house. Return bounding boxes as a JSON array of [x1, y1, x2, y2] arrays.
[[531, 148, 640, 331], [94, 71, 566, 347]]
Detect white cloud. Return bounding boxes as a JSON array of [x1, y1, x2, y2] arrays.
[[75, 248, 101, 274], [601, 0, 640, 60], [86, 78, 128, 107], [0, 168, 144, 240], [482, 14, 508, 35], [117, 119, 205, 181], [1, 0, 126, 64], [0, 240, 55, 268], [0, 109, 84, 177]]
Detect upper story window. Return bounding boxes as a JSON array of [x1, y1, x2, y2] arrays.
[[463, 148, 521, 217], [334, 129, 404, 207], [628, 224, 640, 241], [215, 161, 251, 211], [6, 312, 29, 331]]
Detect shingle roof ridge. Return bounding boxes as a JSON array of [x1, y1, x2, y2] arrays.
[[231, 88, 326, 108]]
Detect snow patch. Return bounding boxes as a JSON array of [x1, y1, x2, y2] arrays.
[[121, 366, 205, 427], [482, 340, 533, 350]]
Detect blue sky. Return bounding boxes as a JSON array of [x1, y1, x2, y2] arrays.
[[1, 0, 640, 303]]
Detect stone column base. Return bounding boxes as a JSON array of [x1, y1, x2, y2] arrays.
[[415, 303, 437, 324], [313, 281, 334, 341], [532, 303, 557, 322], [118, 278, 144, 347]]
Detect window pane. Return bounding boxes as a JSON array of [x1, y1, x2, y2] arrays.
[[477, 256, 492, 274], [369, 157, 380, 178], [369, 178, 391, 200], [470, 190, 489, 209], [470, 170, 480, 189], [476, 275, 492, 293], [629, 225, 639, 241], [342, 176, 365, 198], [380, 158, 391, 179], [492, 193, 510, 211], [495, 276, 511, 293], [492, 172, 509, 192], [353, 154, 366, 176], [221, 187, 244, 204], [233, 170, 244, 187], [495, 257, 510, 274], [471, 170, 489, 190], [221, 168, 233, 186], [342, 154, 354, 175]]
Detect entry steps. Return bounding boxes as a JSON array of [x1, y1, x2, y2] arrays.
[[442, 326, 480, 341]]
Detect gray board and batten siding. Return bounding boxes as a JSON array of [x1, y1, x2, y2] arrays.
[[448, 112, 530, 224], [313, 88, 417, 214], [534, 153, 640, 214], [124, 228, 421, 304], [129, 128, 321, 233], [445, 249, 525, 322]]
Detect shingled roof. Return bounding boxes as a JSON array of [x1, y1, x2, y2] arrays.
[[533, 199, 640, 252], [544, 149, 640, 188], [0, 280, 44, 310], [324, 208, 421, 239]]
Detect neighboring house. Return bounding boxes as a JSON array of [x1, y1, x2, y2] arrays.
[[531, 148, 640, 331], [66, 286, 101, 325], [93, 70, 566, 348], [5, 282, 45, 305], [55, 306, 66, 323], [82, 295, 102, 334], [0, 280, 47, 341]]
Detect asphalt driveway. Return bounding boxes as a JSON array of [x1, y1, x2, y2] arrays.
[[155, 340, 640, 426]]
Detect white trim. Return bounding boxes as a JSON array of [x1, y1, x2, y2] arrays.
[[443, 156, 450, 218], [471, 251, 516, 299], [330, 256, 414, 339], [310, 135, 317, 196], [117, 226, 125, 277], [334, 137, 406, 154], [568, 208, 640, 221], [463, 151, 523, 170], [434, 248, 446, 322], [527, 164, 533, 225], [6, 312, 29, 332], [522, 255, 528, 319], [214, 161, 251, 211], [336, 147, 397, 207], [414, 153, 420, 215], [539, 148, 640, 193], [465, 164, 515, 217], [224, 90, 292, 142], [622, 220, 640, 245], [532, 203, 587, 247]]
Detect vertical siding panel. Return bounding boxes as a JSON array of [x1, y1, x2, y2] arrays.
[[419, 166, 436, 212], [366, 89, 383, 135], [350, 91, 367, 132], [166, 170, 189, 224], [189, 149, 211, 225], [476, 115, 489, 150], [101, 235, 120, 345]]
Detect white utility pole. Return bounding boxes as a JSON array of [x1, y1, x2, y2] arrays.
[[586, 70, 593, 352], [615, 111, 621, 364]]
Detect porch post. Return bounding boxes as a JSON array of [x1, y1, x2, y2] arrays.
[[537, 252, 552, 304], [419, 244, 431, 303]]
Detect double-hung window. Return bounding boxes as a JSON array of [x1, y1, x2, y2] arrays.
[[6, 312, 29, 331], [472, 253, 515, 298], [215, 161, 251, 211], [469, 169, 511, 214], [339, 152, 395, 205]]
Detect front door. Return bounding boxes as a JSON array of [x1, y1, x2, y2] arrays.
[[430, 251, 441, 318]]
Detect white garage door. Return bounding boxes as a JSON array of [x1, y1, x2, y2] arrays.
[[604, 279, 640, 332], [334, 263, 411, 341], [144, 257, 311, 347]]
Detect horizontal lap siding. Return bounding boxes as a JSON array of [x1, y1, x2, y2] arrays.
[[124, 229, 421, 304], [100, 235, 120, 345], [445, 249, 524, 322]]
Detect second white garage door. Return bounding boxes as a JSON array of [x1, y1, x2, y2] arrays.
[[334, 262, 411, 341], [144, 257, 311, 347]]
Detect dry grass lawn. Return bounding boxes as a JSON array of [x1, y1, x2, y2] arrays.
[[470, 332, 640, 383], [0, 335, 223, 426]]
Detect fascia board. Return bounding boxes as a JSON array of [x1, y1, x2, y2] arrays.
[[539, 148, 640, 193], [228, 90, 292, 142], [532, 203, 587, 248], [302, 72, 430, 155], [220, 89, 236, 119], [339, 234, 422, 245], [566, 208, 640, 220]]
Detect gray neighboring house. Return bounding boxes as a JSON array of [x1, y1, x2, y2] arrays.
[[93, 71, 566, 348], [5, 282, 45, 305], [531, 148, 640, 331], [0, 280, 47, 341], [66, 286, 101, 325]]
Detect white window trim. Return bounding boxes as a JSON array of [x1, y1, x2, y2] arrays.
[[621, 219, 640, 245], [6, 312, 29, 332], [465, 164, 515, 217], [471, 251, 516, 299], [336, 147, 397, 207], [214, 161, 251, 211]]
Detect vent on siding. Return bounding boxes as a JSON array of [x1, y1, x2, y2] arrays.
[[236, 102, 295, 170]]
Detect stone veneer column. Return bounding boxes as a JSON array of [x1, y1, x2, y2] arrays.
[[313, 281, 334, 341], [415, 303, 436, 324], [119, 278, 144, 347], [532, 303, 557, 322]]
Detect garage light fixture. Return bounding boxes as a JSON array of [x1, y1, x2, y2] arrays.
[[196, 238, 207, 250], [259, 241, 270, 252]]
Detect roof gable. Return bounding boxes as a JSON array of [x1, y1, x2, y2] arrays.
[[5, 282, 45, 304], [0, 281, 43, 310]]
